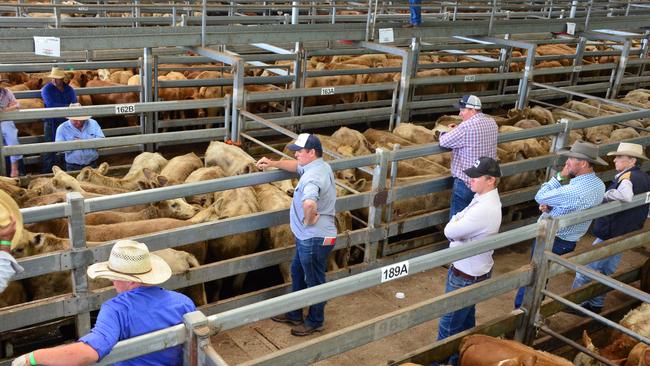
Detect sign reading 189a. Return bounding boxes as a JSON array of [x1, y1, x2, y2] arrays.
[[380, 260, 409, 283], [115, 104, 136, 114]]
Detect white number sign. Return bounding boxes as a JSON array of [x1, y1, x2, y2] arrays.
[[321, 87, 335, 95], [464, 75, 476, 82], [115, 104, 136, 114], [381, 260, 409, 283]]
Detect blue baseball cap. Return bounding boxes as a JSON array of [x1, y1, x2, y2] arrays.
[[453, 95, 482, 110], [287, 133, 323, 152]]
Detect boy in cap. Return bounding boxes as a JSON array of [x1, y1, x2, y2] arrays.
[[256, 133, 337, 336], [568, 142, 650, 315], [435, 157, 502, 365], [40, 67, 78, 173], [55, 103, 105, 171], [13, 240, 196, 366], [514, 140, 606, 308], [439, 95, 498, 219]]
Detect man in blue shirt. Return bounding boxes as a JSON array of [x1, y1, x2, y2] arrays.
[[12, 240, 196, 366], [55, 103, 105, 172], [514, 140, 606, 308], [41, 67, 77, 173], [256, 133, 337, 336]]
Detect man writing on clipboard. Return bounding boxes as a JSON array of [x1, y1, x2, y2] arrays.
[[256, 133, 338, 337]]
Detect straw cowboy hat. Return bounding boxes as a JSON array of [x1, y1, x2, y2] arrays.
[[48, 67, 66, 79], [87, 240, 172, 285], [0, 190, 23, 245], [65, 102, 91, 121], [607, 142, 648, 160], [557, 140, 608, 166]]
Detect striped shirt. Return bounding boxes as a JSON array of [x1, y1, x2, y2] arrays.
[[535, 172, 605, 242], [438, 113, 498, 186]]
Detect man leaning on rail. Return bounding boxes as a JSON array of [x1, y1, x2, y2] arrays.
[[514, 140, 606, 309], [566, 142, 650, 316], [12, 240, 196, 366], [433, 157, 502, 366]]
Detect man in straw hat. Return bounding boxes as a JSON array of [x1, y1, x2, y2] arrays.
[[55, 102, 104, 171], [40, 67, 78, 173], [515, 140, 606, 308], [0, 190, 23, 294], [13, 240, 195, 366], [566, 142, 650, 315]]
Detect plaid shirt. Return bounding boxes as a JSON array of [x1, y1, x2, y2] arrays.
[[535, 172, 605, 242], [439, 112, 498, 185]]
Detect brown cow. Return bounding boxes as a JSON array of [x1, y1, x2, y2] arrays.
[[459, 334, 573, 366]]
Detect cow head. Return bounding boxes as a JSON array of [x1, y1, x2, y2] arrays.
[[76, 166, 95, 182], [51, 166, 85, 193], [155, 198, 199, 219], [11, 231, 68, 258]]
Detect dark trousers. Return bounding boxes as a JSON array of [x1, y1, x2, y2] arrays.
[[285, 237, 334, 328], [66, 160, 97, 172], [42, 120, 64, 173], [514, 237, 577, 308]]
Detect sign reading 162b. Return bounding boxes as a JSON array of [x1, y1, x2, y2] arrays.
[[381, 260, 409, 283], [115, 104, 136, 114]]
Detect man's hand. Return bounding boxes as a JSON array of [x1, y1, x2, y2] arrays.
[[559, 163, 570, 180], [0, 216, 16, 241], [256, 157, 274, 170], [11, 354, 28, 366], [539, 204, 551, 213]]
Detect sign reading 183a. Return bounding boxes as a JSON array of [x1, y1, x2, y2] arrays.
[[380, 260, 409, 283], [115, 104, 136, 114]]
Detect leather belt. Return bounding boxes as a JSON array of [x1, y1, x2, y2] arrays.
[[451, 265, 490, 281]]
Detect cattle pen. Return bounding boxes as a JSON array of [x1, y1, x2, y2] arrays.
[[1, 1, 650, 365]]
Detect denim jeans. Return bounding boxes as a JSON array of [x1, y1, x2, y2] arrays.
[[286, 237, 334, 328], [571, 238, 620, 308], [42, 120, 64, 173], [514, 237, 577, 308], [437, 267, 490, 366], [66, 160, 97, 172], [449, 178, 474, 219], [409, 0, 421, 25], [3, 157, 25, 177]]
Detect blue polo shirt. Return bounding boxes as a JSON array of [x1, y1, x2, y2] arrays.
[[41, 82, 77, 125], [79, 286, 196, 366], [55, 118, 104, 165]]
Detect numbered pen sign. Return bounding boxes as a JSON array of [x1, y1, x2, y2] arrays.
[[34, 36, 61, 58], [381, 260, 409, 283], [115, 104, 136, 114], [320, 87, 335, 95], [378, 28, 394, 44]]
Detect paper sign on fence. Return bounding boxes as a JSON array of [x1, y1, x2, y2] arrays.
[[34, 36, 61, 57]]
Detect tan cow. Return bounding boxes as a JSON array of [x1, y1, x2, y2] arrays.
[[159, 152, 203, 184], [76, 167, 166, 191], [459, 334, 573, 366], [183, 166, 227, 207], [123, 152, 169, 179], [393, 123, 437, 144], [204, 141, 258, 176]]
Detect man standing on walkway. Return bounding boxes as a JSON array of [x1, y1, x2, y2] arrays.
[[514, 140, 606, 308], [41, 67, 77, 173], [436, 157, 502, 366], [256, 133, 337, 336], [439, 95, 498, 218], [568, 142, 650, 315]]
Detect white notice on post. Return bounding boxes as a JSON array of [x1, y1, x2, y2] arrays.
[[378, 28, 394, 44], [34, 36, 61, 57]]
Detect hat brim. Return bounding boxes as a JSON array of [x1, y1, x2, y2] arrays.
[[66, 116, 91, 121], [87, 253, 172, 285], [463, 167, 500, 178], [607, 150, 648, 160], [286, 143, 302, 151], [557, 149, 609, 166], [453, 101, 481, 110], [0, 190, 23, 246]]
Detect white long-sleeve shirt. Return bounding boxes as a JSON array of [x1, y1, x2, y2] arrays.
[[604, 169, 634, 202], [444, 188, 502, 276], [0, 251, 23, 293]]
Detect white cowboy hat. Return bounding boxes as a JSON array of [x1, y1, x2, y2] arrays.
[[0, 190, 23, 245], [87, 240, 172, 285], [607, 142, 648, 160], [65, 102, 91, 121], [49, 67, 66, 79]]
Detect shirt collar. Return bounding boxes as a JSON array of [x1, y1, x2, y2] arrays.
[[300, 157, 322, 170], [570, 172, 597, 183], [474, 187, 499, 203], [615, 166, 636, 178]]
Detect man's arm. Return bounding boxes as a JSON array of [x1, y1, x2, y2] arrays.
[[438, 124, 465, 149], [13, 342, 99, 366], [444, 205, 488, 241], [302, 199, 320, 225], [93, 121, 105, 138], [256, 157, 298, 173]]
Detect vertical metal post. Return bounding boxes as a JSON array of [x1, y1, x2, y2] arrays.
[[516, 44, 536, 109], [514, 218, 558, 344], [396, 39, 417, 126], [292, 43, 304, 117], [569, 0, 577, 18], [547, 118, 571, 179], [182, 311, 211, 366], [584, 0, 593, 30], [224, 94, 231, 142], [634, 31, 650, 87], [0, 134, 6, 177], [230, 58, 245, 142], [53, 0, 60, 28], [143, 48, 154, 152], [488, 0, 496, 36], [365, 148, 389, 263], [370, 0, 380, 41], [331, 0, 336, 24], [291, 0, 299, 24], [201, 0, 207, 48], [67, 192, 91, 337], [133, 0, 140, 27], [607, 39, 631, 99], [365, 0, 373, 41], [569, 36, 587, 87], [497, 36, 511, 96]]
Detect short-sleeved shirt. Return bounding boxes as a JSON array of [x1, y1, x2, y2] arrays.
[[0, 89, 22, 163], [55, 119, 104, 165], [41, 82, 77, 125], [79, 286, 196, 366], [438, 113, 498, 186], [289, 158, 337, 240]]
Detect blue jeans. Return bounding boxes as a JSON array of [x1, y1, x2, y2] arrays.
[[66, 160, 97, 172], [409, 0, 421, 25], [514, 237, 577, 308], [42, 120, 64, 173], [449, 178, 474, 219], [437, 267, 490, 366], [286, 237, 334, 328], [571, 238, 621, 309]]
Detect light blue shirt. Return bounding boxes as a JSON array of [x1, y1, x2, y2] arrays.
[[0, 251, 23, 293], [1, 122, 22, 163], [289, 158, 337, 240], [54, 118, 104, 165], [535, 172, 606, 241]]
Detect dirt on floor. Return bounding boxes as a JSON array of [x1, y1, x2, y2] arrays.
[[210, 231, 650, 365]]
